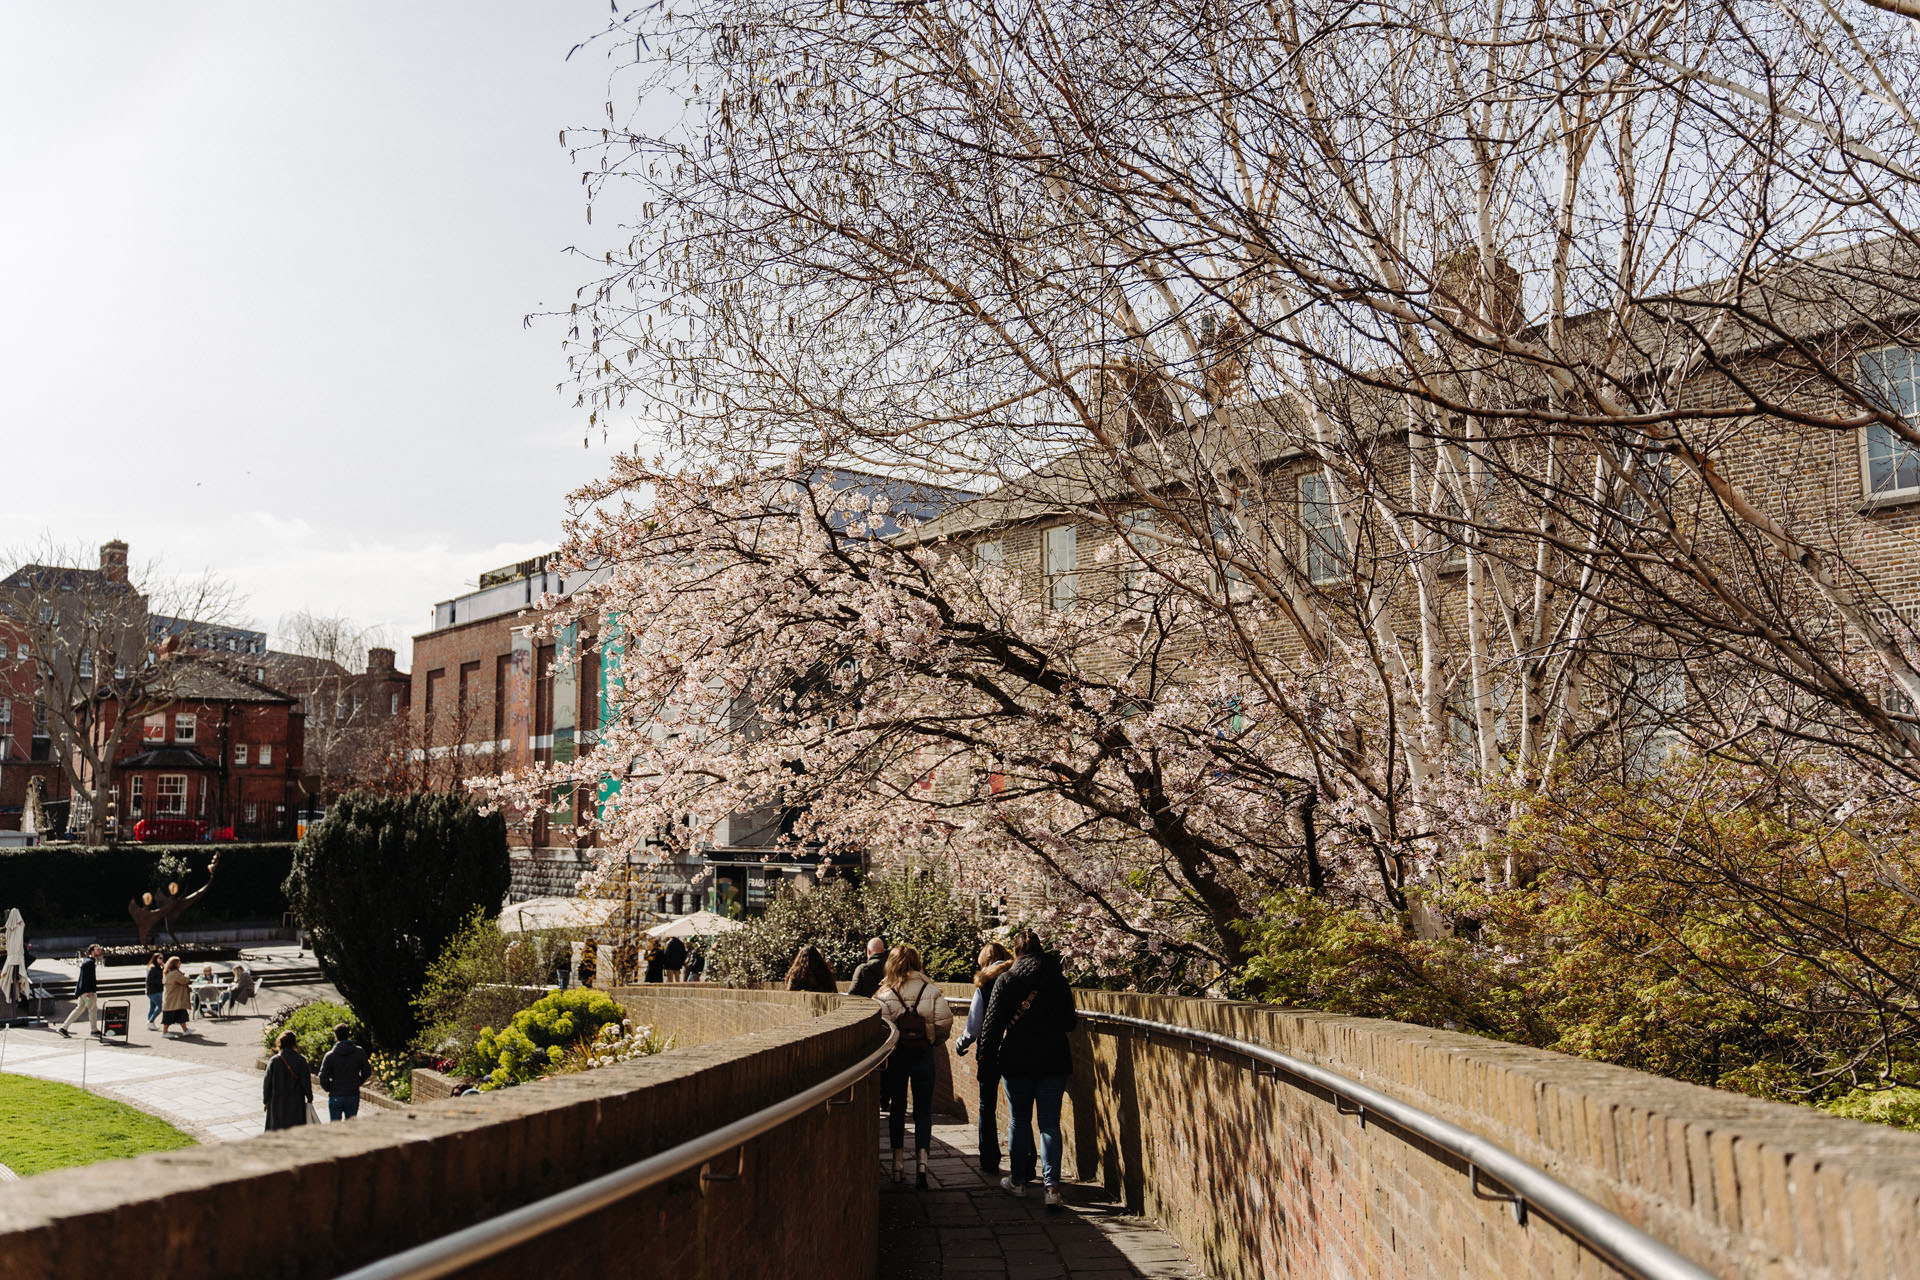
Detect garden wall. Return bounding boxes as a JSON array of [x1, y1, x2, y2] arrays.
[[0, 998, 886, 1280], [928, 984, 1920, 1280]]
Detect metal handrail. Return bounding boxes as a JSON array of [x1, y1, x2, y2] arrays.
[[1079, 1010, 1719, 1280], [335, 1018, 899, 1280]]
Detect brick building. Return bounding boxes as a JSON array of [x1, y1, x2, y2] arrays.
[[259, 645, 410, 805]]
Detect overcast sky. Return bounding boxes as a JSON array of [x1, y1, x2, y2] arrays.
[[0, 3, 652, 665]]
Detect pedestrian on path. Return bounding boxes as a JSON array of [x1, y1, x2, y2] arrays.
[[954, 940, 1014, 1174], [979, 930, 1076, 1210], [848, 937, 887, 998], [785, 944, 839, 993], [144, 953, 164, 1030], [662, 935, 687, 982], [160, 956, 192, 1037], [263, 1030, 314, 1131], [318, 1023, 374, 1121], [873, 943, 952, 1190], [644, 942, 664, 984], [56, 944, 103, 1037]]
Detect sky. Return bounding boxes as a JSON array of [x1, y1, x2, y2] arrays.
[[0, 3, 656, 665]]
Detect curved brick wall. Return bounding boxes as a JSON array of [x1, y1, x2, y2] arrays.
[[928, 986, 1920, 1280], [0, 996, 885, 1280]]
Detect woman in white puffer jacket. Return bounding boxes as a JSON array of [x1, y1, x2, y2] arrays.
[[873, 943, 953, 1188]]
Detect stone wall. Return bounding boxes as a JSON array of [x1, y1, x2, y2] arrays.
[[0, 998, 886, 1280], [506, 846, 592, 900], [932, 984, 1920, 1280]]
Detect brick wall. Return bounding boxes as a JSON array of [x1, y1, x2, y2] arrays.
[[0, 999, 885, 1280]]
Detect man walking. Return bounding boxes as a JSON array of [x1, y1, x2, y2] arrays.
[[661, 935, 687, 982], [57, 944, 103, 1037], [318, 1023, 374, 1121], [848, 937, 887, 998]]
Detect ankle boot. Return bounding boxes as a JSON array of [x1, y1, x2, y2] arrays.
[[891, 1148, 905, 1184], [916, 1149, 930, 1189]]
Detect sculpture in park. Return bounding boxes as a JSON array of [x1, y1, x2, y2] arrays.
[[128, 853, 221, 947]]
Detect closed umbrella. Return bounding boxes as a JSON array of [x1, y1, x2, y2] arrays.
[[1, 909, 28, 1005]]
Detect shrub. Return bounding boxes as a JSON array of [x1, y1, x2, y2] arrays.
[[0, 843, 296, 930], [471, 989, 629, 1090], [413, 910, 590, 1074], [368, 1051, 413, 1103], [704, 872, 983, 986], [283, 791, 509, 1051], [263, 1000, 365, 1067]]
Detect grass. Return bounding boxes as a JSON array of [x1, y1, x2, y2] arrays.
[[0, 1073, 196, 1176]]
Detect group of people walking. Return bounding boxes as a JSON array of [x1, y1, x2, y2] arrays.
[[785, 930, 1077, 1207], [262, 1022, 376, 1130], [641, 935, 702, 982]]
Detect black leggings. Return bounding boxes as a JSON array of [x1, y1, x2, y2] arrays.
[[884, 1046, 937, 1151]]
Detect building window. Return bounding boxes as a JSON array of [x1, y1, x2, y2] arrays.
[[198, 777, 208, 817], [973, 539, 1005, 575], [77, 651, 93, 680], [1862, 346, 1920, 498], [174, 712, 196, 743], [143, 712, 167, 742], [1120, 510, 1156, 598], [390, 691, 400, 716], [156, 774, 186, 816], [235, 743, 248, 766], [259, 743, 273, 766], [245, 801, 258, 825], [129, 775, 144, 817], [1300, 473, 1350, 584], [1042, 524, 1078, 611], [16, 643, 27, 661]]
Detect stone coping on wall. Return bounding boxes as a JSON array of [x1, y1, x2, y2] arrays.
[[0, 996, 886, 1280]]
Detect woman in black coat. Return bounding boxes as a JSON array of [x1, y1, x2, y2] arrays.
[[977, 930, 1076, 1208], [263, 1030, 314, 1131]]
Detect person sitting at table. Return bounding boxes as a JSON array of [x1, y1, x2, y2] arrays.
[[219, 962, 255, 1015]]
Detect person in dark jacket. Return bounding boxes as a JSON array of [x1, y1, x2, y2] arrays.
[[643, 943, 665, 984], [977, 930, 1075, 1209], [57, 944, 103, 1037], [263, 1030, 314, 1131], [954, 941, 1014, 1173], [144, 953, 165, 1030], [847, 937, 887, 998], [784, 944, 839, 993], [662, 935, 688, 981], [318, 1023, 374, 1121]]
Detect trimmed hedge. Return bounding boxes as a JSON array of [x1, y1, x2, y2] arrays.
[[0, 844, 296, 931]]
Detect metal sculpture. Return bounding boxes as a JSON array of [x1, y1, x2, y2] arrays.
[[127, 853, 221, 947]]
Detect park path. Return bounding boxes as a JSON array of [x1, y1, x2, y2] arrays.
[[878, 1118, 1205, 1280]]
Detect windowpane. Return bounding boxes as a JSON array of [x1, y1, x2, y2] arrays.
[[156, 775, 186, 816], [1300, 473, 1349, 584], [1863, 347, 1920, 495], [174, 713, 195, 743], [1043, 525, 1078, 610], [973, 539, 1004, 574]]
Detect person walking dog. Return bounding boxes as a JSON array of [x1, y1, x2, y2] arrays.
[[56, 944, 103, 1037], [873, 944, 952, 1190], [979, 930, 1077, 1210], [318, 1023, 374, 1121]]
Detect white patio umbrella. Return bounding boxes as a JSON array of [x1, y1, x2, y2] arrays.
[[502, 896, 622, 933], [645, 910, 744, 939], [1, 909, 28, 1005]]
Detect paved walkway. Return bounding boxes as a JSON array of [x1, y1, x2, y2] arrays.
[[1, 965, 343, 1143], [878, 1119, 1204, 1279]]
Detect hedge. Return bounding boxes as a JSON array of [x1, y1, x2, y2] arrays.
[[0, 844, 296, 931]]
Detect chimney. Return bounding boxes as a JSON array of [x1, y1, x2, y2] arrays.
[[100, 540, 129, 584], [366, 646, 396, 675]]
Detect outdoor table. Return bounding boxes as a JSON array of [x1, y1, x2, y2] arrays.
[[191, 981, 232, 1018]]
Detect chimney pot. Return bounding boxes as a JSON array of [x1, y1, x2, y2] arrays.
[[367, 646, 396, 674]]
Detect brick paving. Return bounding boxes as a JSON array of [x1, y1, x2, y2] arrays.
[[878, 1119, 1205, 1280]]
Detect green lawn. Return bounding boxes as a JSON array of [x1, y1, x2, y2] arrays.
[[0, 1073, 196, 1176]]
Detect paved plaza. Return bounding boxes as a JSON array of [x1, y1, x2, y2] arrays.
[[878, 1119, 1204, 1280], [4, 947, 343, 1143]]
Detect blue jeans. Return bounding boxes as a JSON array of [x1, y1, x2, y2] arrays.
[[147, 992, 162, 1025], [1003, 1074, 1067, 1187], [883, 1046, 937, 1151], [328, 1094, 360, 1122]]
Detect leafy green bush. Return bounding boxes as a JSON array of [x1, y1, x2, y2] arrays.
[[369, 1050, 413, 1103], [472, 988, 629, 1090], [283, 791, 509, 1050], [413, 910, 590, 1074], [705, 872, 983, 985], [263, 1000, 365, 1067]]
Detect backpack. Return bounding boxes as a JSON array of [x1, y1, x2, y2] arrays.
[[893, 980, 932, 1050]]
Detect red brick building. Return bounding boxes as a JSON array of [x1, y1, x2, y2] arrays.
[[259, 645, 411, 805]]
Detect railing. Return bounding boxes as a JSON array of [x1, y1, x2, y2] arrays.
[[1080, 1011, 1719, 1280], [334, 1020, 898, 1280]]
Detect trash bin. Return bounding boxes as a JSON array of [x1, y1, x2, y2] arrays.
[[100, 999, 130, 1043]]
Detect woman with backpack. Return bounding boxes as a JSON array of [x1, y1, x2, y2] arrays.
[[977, 930, 1076, 1210], [872, 943, 952, 1189]]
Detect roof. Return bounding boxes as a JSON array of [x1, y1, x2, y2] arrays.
[[160, 659, 297, 705], [118, 747, 220, 771], [0, 564, 138, 596]]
